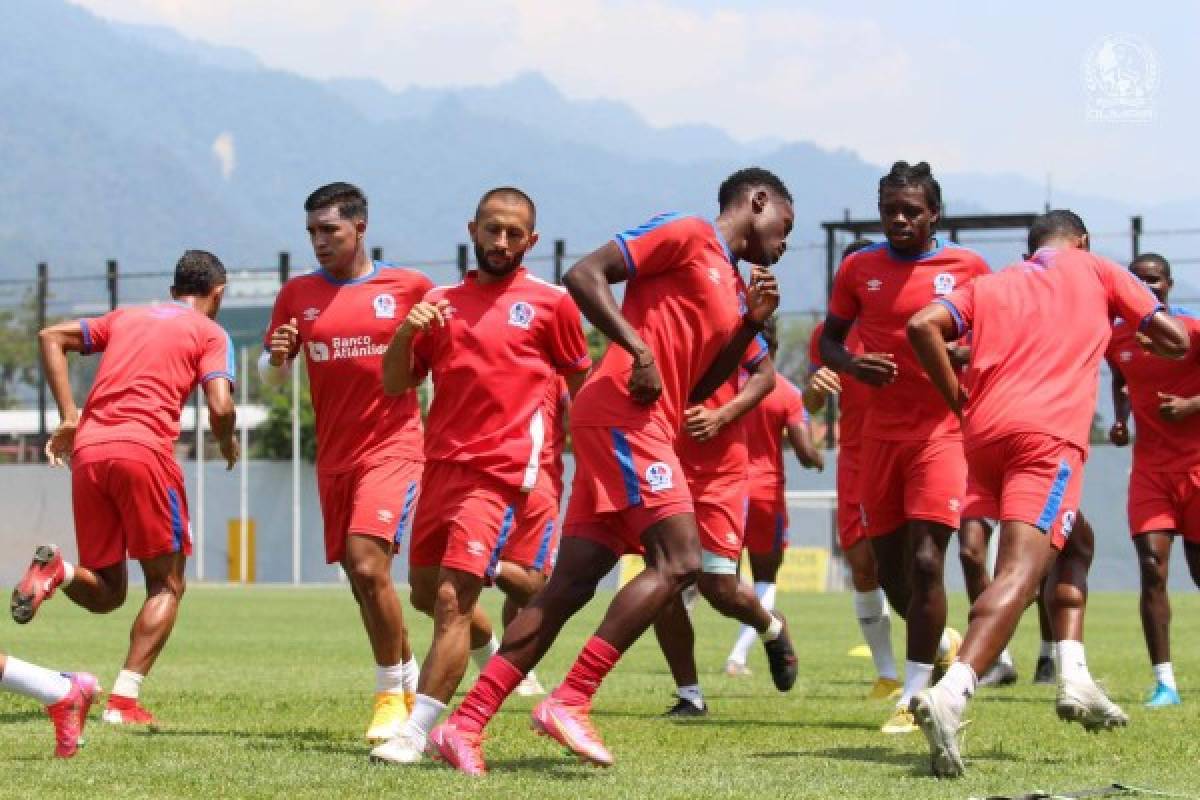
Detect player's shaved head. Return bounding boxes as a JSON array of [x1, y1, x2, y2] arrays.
[[475, 187, 536, 229], [1028, 210, 1088, 253], [1132, 252, 1171, 279], [173, 249, 226, 296], [304, 182, 368, 222], [718, 167, 792, 211], [878, 161, 942, 214]]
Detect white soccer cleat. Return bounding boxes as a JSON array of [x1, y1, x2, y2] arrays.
[[1056, 680, 1129, 732], [516, 671, 546, 697], [911, 689, 966, 778], [369, 731, 426, 765]]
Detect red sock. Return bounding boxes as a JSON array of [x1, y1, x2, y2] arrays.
[[551, 636, 622, 707], [450, 655, 524, 734]]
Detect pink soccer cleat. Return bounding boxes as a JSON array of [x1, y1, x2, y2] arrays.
[[429, 722, 488, 776], [11, 545, 67, 624], [102, 694, 158, 727], [530, 697, 613, 767], [46, 672, 100, 758]]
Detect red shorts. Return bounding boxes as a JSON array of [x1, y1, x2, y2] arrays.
[[688, 470, 748, 562], [859, 436, 966, 537], [965, 433, 1085, 550], [409, 460, 525, 578], [837, 446, 866, 550], [1127, 466, 1200, 541], [317, 458, 422, 564], [563, 421, 694, 557], [497, 484, 561, 576], [71, 443, 191, 570], [744, 487, 788, 555]]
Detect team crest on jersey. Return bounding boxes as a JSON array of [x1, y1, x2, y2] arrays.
[[508, 301, 535, 330], [307, 341, 330, 362], [1062, 510, 1077, 538], [645, 462, 673, 493], [866, 278, 883, 292], [303, 307, 320, 322], [1119, 350, 1134, 362], [933, 272, 956, 296], [373, 293, 396, 319], [708, 267, 722, 285]]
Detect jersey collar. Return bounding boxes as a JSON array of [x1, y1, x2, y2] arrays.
[[886, 237, 944, 262], [319, 260, 380, 286]]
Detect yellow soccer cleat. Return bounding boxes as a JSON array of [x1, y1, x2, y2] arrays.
[[933, 627, 963, 683], [867, 677, 902, 701], [880, 704, 919, 735], [366, 692, 411, 743]]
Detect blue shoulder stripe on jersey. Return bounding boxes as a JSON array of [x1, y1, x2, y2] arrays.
[[80, 319, 94, 355], [614, 212, 688, 278], [937, 298, 967, 337], [709, 220, 734, 265], [223, 330, 236, 384]]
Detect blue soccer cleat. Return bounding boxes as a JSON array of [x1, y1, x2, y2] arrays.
[[1145, 682, 1181, 708]]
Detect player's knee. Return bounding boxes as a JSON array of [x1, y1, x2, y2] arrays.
[[344, 558, 387, 594], [1138, 552, 1168, 588], [663, 554, 701, 591], [958, 541, 986, 574], [433, 578, 476, 621], [698, 573, 737, 611], [910, 547, 945, 584]]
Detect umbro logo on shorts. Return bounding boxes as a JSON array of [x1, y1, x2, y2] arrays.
[[866, 278, 883, 291]]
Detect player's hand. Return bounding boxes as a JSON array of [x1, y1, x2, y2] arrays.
[[269, 317, 299, 366], [1108, 421, 1130, 446], [684, 405, 727, 442], [807, 366, 842, 397], [1157, 392, 1198, 422], [219, 435, 240, 471], [849, 353, 897, 386], [44, 419, 77, 468], [804, 449, 825, 472], [628, 349, 662, 406], [399, 300, 450, 336], [745, 266, 779, 325]]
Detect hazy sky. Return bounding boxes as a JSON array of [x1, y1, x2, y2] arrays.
[[70, 0, 1196, 205]]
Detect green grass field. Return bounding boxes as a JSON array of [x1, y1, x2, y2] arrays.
[[3, 587, 1199, 799]]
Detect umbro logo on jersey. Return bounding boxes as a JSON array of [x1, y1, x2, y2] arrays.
[[866, 278, 883, 291], [466, 541, 487, 557], [303, 307, 320, 322], [508, 301, 535, 330], [377, 509, 395, 524], [708, 267, 721, 285], [724, 532, 738, 546], [373, 293, 396, 319], [645, 462, 673, 493], [948, 497, 961, 512], [307, 341, 331, 362], [1119, 351, 1134, 362], [934, 272, 956, 296]]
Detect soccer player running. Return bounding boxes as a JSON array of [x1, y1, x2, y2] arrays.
[[371, 187, 591, 765], [427, 168, 789, 775], [1106, 252, 1200, 708], [723, 318, 825, 688], [906, 210, 1187, 778], [819, 162, 989, 733], [800, 238, 900, 701], [12, 250, 238, 726], [653, 320, 800, 718], [0, 653, 97, 758], [260, 183, 430, 744]]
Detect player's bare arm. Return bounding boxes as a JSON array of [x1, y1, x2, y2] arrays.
[[906, 302, 965, 415], [562, 241, 661, 406], [37, 320, 87, 466], [685, 354, 776, 443], [802, 366, 841, 414], [1108, 364, 1131, 446], [381, 299, 448, 395], [203, 376, 239, 470], [688, 266, 779, 404], [818, 315, 896, 387], [785, 417, 823, 471], [1138, 310, 1189, 359]]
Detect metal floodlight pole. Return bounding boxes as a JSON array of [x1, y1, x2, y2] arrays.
[[36, 262, 48, 447], [1131, 216, 1143, 260], [457, 244, 468, 279], [554, 239, 566, 284], [106, 260, 118, 310], [371, 246, 383, 262], [278, 251, 290, 285], [822, 226, 837, 450], [239, 346, 250, 584]]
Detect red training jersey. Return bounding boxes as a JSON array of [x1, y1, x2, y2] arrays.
[[265, 262, 432, 473], [744, 376, 808, 489], [75, 303, 235, 457], [413, 268, 591, 491], [941, 247, 1162, 453], [808, 321, 868, 449], [1106, 308, 1200, 472], [828, 239, 990, 441], [572, 213, 745, 437]]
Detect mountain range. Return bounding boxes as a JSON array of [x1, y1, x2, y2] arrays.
[[2, 0, 1196, 311]]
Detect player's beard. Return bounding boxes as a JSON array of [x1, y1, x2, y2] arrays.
[[475, 243, 525, 278]]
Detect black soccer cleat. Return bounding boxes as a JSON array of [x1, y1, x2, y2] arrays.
[[1033, 656, 1057, 685], [763, 613, 799, 692], [663, 695, 708, 719]]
